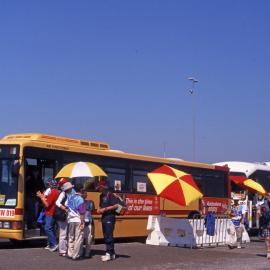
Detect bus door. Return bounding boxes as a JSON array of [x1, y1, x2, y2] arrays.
[[24, 158, 58, 239]]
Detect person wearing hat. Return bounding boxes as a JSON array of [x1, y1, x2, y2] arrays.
[[37, 179, 59, 252], [228, 195, 247, 249], [58, 177, 69, 187], [96, 179, 119, 262], [54, 179, 71, 257]]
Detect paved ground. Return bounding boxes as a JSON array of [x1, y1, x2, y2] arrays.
[[0, 239, 269, 270]]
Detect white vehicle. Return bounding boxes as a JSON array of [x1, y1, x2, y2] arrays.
[[214, 161, 270, 230]]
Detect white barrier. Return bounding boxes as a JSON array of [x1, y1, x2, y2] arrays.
[[146, 215, 195, 247], [190, 217, 228, 247], [146, 215, 250, 248]]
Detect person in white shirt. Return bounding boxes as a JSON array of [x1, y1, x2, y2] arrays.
[[228, 195, 247, 249], [55, 178, 70, 256]]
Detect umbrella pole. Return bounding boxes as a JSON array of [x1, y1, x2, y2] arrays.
[[161, 199, 165, 216], [163, 199, 165, 210]]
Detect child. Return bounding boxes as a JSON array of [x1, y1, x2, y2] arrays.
[[82, 189, 95, 258]]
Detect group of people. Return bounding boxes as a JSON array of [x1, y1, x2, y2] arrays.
[[229, 193, 270, 259], [36, 177, 119, 262]]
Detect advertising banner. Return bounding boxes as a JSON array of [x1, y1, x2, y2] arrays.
[[125, 194, 160, 215], [200, 197, 230, 215]]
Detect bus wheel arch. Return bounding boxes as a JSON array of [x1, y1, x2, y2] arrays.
[[9, 239, 25, 247], [188, 211, 201, 219]]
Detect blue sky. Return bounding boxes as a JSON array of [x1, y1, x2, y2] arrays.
[[0, 1, 269, 163]]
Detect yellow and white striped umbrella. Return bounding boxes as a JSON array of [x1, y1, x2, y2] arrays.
[[55, 162, 107, 178]]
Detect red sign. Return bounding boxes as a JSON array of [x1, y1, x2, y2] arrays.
[[200, 197, 230, 215], [125, 194, 160, 215]]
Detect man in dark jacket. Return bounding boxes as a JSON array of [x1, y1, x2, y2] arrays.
[[96, 180, 118, 262]]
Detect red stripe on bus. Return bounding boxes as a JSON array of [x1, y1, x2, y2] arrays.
[[92, 209, 191, 216], [214, 165, 229, 172], [162, 210, 191, 215]]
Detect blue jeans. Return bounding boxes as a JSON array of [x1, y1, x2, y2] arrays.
[[102, 220, 115, 255], [44, 215, 57, 247]]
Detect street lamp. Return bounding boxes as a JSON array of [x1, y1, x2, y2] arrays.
[[188, 77, 198, 161]]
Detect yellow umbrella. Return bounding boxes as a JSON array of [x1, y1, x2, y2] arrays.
[[242, 179, 266, 195], [55, 161, 107, 178], [230, 176, 266, 195], [147, 165, 203, 206]]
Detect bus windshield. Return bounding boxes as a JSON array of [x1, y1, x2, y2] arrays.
[[0, 145, 20, 208], [250, 170, 270, 192], [175, 165, 229, 198], [193, 170, 228, 198]]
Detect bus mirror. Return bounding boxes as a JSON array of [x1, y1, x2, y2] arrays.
[[12, 160, 20, 177]]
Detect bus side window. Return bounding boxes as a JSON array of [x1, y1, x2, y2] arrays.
[[72, 177, 96, 191], [104, 168, 127, 192], [83, 178, 96, 191], [132, 170, 155, 194]]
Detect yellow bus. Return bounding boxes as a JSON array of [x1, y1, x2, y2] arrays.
[[0, 133, 230, 241]]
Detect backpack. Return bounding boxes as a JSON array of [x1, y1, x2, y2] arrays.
[[53, 194, 67, 222]]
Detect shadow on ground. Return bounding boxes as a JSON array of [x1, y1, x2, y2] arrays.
[[0, 239, 47, 249], [0, 236, 146, 250]]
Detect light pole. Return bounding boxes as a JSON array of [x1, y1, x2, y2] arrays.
[[188, 77, 198, 161]]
